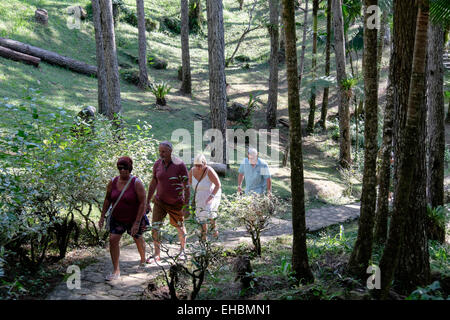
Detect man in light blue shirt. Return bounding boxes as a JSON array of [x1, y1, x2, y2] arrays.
[[238, 147, 272, 195]]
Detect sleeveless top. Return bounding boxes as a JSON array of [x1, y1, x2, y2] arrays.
[[110, 176, 140, 224], [191, 170, 221, 215]]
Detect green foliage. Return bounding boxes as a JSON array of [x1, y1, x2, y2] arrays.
[[160, 16, 181, 34], [430, 0, 450, 29], [150, 81, 172, 105], [406, 281, 449, 300], [340, 77, 358, 91], [0, 89, 158, 294], [427, 205, 449, 227]]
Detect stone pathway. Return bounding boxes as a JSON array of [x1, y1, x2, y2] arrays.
[[46, 203, 360, 300]]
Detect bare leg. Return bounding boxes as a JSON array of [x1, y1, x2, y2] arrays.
[[177, 225, 187, 253], [134, 236, 146, 264], [109, 233, 122, 275], [150, 227, 161, 262], [200, 224, 207, 241], [209, 219, 219, 238]]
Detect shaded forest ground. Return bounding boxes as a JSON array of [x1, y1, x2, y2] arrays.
[[0, 0, 449, 300]]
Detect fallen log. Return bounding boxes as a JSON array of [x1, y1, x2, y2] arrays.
[[0, 46, 40, 67], [0, 37, 97, 77]]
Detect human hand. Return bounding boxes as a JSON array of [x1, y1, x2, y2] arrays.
[[206, 194, 214, 205], [237, 185, 242, 194], [98, 216, 104, 229], [131, 221, 140, 236], [146, 203, 152, 213]]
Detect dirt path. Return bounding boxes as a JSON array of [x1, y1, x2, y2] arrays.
[[46, 203, 360, 300]]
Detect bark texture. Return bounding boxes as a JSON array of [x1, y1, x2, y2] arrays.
[[0, 46, 40, 67], [283, 0, 314, 285], [320, 0, 332, 129], [136, 0, 149, 89], [181, 0, 192, 94], [307, 0, 318, 133], [267, 0, 279, 129], [332, 0, 351, 168], [206, 0, 227, 163], [92, 0, 108, 116]]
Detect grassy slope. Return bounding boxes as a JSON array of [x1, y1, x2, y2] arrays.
[[0, 0, 371, 204]]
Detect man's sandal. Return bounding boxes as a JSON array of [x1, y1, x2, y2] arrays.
[[105, 273, 120, 281]]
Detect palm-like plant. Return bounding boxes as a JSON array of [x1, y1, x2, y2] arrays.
[[150, 82, 171, 106], [430, 0, 450, 29]]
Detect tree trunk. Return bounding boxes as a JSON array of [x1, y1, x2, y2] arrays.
[[206, 0, 227, 164], [307, 0, 318, 134], [426, 22, 445, 243], [189, 0, 203, 31], [92, 0, 109, 116], [278, 0, 286, 63], [0, 46, 40, 67], [0, 37, 97, 76], [374, 52, 394, 244], [267, 0, 279, 129], [332, 0, 351, 168], [136, 0, 149, 89], [378, 0, 430, 299], [282, 0, 314, 285], [181, 0, 192, 94], [99, 0, 122, 120], [377, 9, 388, 78], [297, 0, 309, 87], [320, 0, 332, 130], [347, 0, 378, 279], [426, 23, 445, 209]]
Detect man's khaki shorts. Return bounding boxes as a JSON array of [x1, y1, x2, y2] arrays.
[[152, 198, 185, 228]]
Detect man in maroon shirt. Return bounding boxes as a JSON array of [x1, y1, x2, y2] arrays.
[[146, 141, 190, 263]]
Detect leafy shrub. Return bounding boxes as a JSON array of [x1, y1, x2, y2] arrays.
[[406, 281, 448, 300], [160, 16, 181, 34], [150, 82, 172, 106], [0, 89, 158, 280]]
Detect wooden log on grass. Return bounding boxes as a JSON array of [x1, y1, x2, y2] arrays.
[[0, 37, 97, 77], [0, 46, 40, 67]]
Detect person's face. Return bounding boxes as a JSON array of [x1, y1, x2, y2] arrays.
[[248, 153, 257, 165], [117, 164, 130, 176], [159, 145, 172, 161], [194, 163, 205, 170]]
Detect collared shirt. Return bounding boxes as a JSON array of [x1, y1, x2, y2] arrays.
[[238, 158, 271, 194], [153, 158, 188, 205]]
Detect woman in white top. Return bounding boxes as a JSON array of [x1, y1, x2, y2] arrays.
[[188, 154, 222, 240]]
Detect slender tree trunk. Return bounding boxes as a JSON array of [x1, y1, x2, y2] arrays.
[[378, 0, 430, 299], [332, 0, 351, 168], [206, 0, 227, 164], [320, 0, 332, 130], [189, 0, 203, 31], [181, 0, 192, 94], [99, 0, 122, 120], [298, 0, 309, 87], [347, 0, 378, 278], [136, 0, 149, 89], [278, 0, 286, 63], [283, 0, 314, 285], [374, 52, 394, 244], [307, 0, 318, 133], [426, 22, 445, 242], [267, 0, 279, 129], [92, 0, 108, 116], [377, 9, 388, 78], [426, 23, 445, 209]]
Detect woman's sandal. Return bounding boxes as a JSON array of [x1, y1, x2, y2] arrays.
[[105, 272, 120, 281], [145, 256, 161, 264]]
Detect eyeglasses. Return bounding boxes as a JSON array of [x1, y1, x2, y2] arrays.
[[117, 165, 128, 171]]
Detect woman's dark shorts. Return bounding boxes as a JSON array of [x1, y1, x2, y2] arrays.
[[109, 214, 150, 239]]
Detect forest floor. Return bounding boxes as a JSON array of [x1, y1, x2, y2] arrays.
[[0, 0, 449, 300]]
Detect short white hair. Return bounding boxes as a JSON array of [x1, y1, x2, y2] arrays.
[[248, 147, 258, 157], [194, 153, 207, 165]]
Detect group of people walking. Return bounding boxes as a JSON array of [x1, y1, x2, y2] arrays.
[[98, 141, 271, 281]]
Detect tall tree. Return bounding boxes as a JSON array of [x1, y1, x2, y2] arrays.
[[298, 0, 309, 88], [307, 0, 319, 133], [426, 23, 445, 210], [99, 0, 122, 120], [378, 0, 430, 299], [181, 0, 192, 94], [332, 0, 351, 168], [282, 0, 314, 285], [267, 0, 279, 129], [136, 0, 149, 90], [278, 0, 286, 63], [347, 0, 378, 278], [206, 0, 227, 163], [91, 0, 108, 116], [320, 0, 332, 130]]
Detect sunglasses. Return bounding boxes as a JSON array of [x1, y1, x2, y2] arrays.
[[117, 165, 129, 171]]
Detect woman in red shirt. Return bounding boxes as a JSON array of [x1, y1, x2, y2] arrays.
[[98, 156, 149, 281]]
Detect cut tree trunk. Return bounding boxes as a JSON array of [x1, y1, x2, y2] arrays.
[[0, 37, 97, 76], [0, 46, 40, 67], [35, 9, 48, 25]]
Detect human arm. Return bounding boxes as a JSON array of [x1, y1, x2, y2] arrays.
[[206, 167, 221, 204], [131, 178, 147, 236], [98, 180, 113, 229], [146, 174, 157, 212], [238, 173, 244, 194], [266, 177, 272, 195]]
